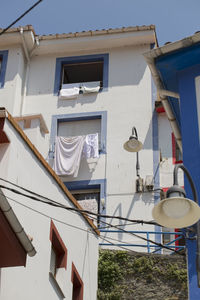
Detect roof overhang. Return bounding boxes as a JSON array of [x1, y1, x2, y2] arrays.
[[36, 26, 157, 55], [0, 25, 156, 56], [0, 26, 35, 52]]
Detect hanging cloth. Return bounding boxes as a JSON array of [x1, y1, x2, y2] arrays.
[[53, 135, 85, 177], [59, 87, 80, 99], [83, 133, 99, 159]]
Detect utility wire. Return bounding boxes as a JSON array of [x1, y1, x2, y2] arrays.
[[0, 0, 43, 36], [0, 178, 181, 254], [1, 187, 183, 255], [0, 179, 157, 226], [6, 193, 141, 254]]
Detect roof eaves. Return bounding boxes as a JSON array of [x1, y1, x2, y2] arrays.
[[38, 25, 156, 41], [0, 25, 36, 36], [0, 190, 36, 257]]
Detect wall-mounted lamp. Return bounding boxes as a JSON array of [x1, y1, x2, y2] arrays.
[[124, 127, 143, 192], [123, 126, 143, 153], [152, 164, 200, 287]]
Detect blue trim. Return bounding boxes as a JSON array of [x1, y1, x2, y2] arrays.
[[151, 73, 161, 248], [54, 53, 109, 95], [0, 50, 8, 88], [178, 65, 200, 299], [64, 179, 106, 215], [50, 111, 107, 155]]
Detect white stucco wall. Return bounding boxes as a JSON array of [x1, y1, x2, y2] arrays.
[[0, 119, 99, 300], [19, 44, 157, 248], [0, 36, 178, 252], [0, 46, 25, 115]]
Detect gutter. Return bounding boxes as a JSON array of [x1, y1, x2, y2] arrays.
[[19, 27, 39, 116], [0, 189, 36, 257], [144, 53, 182, 153]]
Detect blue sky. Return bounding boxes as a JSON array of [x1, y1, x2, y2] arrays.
[[0, 0, 200, 45]]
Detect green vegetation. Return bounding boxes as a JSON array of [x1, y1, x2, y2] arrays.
[[98, 250, 187, 300]]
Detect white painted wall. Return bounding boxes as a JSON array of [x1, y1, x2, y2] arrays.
[[19, 44, 157, 248], [0, 35, 178, 252], [0, 119, 99, 300], [0, 46, 25, 115]]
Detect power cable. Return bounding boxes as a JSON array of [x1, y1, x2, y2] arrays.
[[0, 0, 43, 36], [0, 179, 157, 226], [6, 193, 140, 254], [0, 180, 182, 254]]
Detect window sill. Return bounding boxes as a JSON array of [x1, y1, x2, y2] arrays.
[[49, 272, 65, 299]]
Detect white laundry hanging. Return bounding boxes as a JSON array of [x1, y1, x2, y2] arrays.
[[59, 83, 80, 99], [83, 133, 99, 159], [53, 135, 85, 177], [80, 81, 100, 94]]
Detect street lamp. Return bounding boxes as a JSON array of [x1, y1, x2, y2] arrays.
[[152, 163, 200, 287], [123, 126, 143, 153], [124, 127, 143, 192]]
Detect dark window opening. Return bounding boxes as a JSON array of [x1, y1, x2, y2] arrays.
[[62, 61, 103, 87], [71, 263, 83, 300]]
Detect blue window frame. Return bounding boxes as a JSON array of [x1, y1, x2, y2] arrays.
[[64, 179, 107, 222], [54, 53, 109, 95], [50, 111, 107, 154], [0, 50, 8, 88]]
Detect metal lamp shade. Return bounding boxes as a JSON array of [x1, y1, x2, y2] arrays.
[[152, 197, 200, 228], [123, 137, 143, 152]]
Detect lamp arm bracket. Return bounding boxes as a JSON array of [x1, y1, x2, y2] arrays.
[[173, 164, 198, 204]]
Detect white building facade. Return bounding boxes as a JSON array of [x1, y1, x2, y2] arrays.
[[0, 24, 182, 260]]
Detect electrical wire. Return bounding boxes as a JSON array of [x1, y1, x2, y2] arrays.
[[6, 193, 142, 254], [0, 187, 183, 255], [0, 0, 43, 36], [0, 178, 158, 226]]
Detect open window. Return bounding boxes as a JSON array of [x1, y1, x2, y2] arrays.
[[71, 263, 83, 300], [62, 61, 103, 86], [54, 54, 109, 97]]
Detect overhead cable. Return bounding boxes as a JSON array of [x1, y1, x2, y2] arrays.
[[0, 0, 43, 36]]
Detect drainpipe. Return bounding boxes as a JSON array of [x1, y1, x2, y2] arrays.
[[19, 28, 39, 116], [144, 55, 182, 153]]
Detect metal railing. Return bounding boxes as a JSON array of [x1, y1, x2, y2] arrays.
[[99, 230, 185, 253]]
